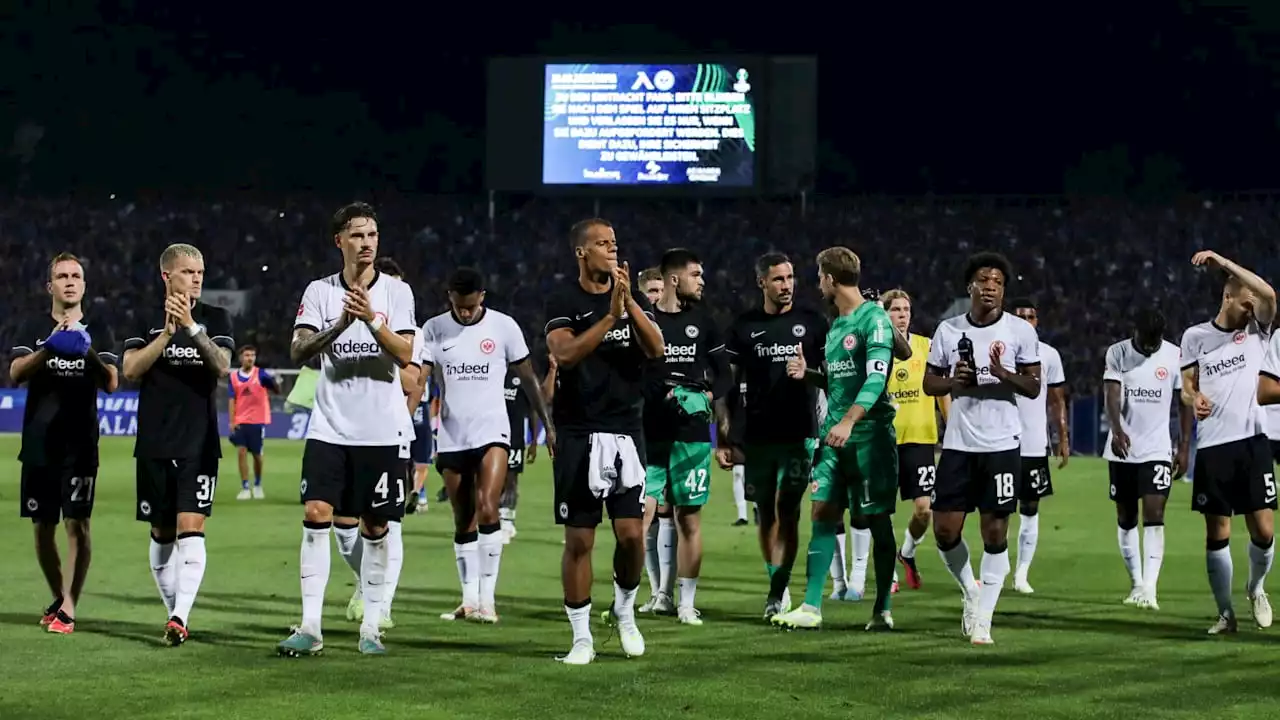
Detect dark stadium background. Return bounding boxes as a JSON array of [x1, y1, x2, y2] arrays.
[[4, 3, 1279, 409]]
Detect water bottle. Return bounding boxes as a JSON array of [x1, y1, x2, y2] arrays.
[[957, 333, 975, 385]]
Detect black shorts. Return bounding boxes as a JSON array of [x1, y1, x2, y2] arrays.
[[410, 423, 433, 465], [301, 440, 407, 520], [1192, 435, 1278, 516], [553, 431, 646, 527], [436, 443, 510, 479], [933, 448, 1021, 515], [897, 443, 937, 501], [21, 456, 99, 523], [508, 444, 527, 474], [1109, 460, 1174, 503], [1019, 455, 1055, 504], [136, 454, 220, 524]]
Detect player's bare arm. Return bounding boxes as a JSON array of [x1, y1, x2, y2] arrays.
[[541, 354, 557, 404], [405, 360, 430, 415], [344, 286, 415, 367], [1193, 250, 1278, 326], [1103, 379, 1128, 458], [513, 358, 556, 455], [1180, 366, 1213, 419], [122, 328, 174, 382], [923, 363, 965, 397], [87, 349, 119, 393], [291, 317, 352, 365], [1174, 400, 1193, 478], [937, 393, 951, 422], [1049, 382, 1069, 467], [891, 326, 912, 361], [713, 362, 740, 468]]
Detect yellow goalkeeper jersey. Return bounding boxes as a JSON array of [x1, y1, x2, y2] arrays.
[[889, 333, 940, 445]]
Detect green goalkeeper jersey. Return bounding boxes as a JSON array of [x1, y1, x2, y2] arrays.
[[820, 300, 896, 437]]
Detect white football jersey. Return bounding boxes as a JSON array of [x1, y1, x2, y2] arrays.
[[928, 312, 1040, 453], [295, 271, 417, 446], [1016, 341, 1066, 457], [423, 308, 529, 453], [1102, 339, 1181, 463], [1262, 332, 1280, 440], [1181, 320, 1269, 449]]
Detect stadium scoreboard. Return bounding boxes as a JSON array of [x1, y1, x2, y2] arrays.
[[487, 56, 815, 196]]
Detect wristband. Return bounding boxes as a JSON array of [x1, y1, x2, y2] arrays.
[[367, 316, 385, 332], [184, 324, 201, 337]]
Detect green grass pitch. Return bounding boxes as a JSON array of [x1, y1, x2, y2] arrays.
[[0, 435, 1278, 719]]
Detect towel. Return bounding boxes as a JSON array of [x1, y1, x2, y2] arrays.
[[587, 433, 645, 500], [671, 386, 712, 422]]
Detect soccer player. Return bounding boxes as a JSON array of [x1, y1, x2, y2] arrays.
[[719, 253, 828, 619], [773, 247, 900, 631], [545, 218, 663, 665], [639, 267, 664, 304], [11, 253, 118, 634], [122, 243, 234, 646], [405, 364, 434, 514], [881, 289, 949, 591], [1103, 307, 1190, 609], [424, 267, 554, 623], [1180, 250, 1276, 634], [922, 251, 1041, 645], [278, 202, 418, 657], [1009, 298, 1068, 594], [726, 377, 751, 526], [499, 359, 542, 543], [230, 345, 279, 500], [639, 248, 731, 624]]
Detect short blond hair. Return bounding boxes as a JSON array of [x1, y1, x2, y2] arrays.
[[816, 246, 861, 287], [638, 267, 662, 285], [48, 252, 83, 280], [159, 243, 203, 272], [881, 288, 911, 310]]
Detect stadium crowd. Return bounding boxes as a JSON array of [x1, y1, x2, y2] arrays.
[[4, 193, 1279, 397]]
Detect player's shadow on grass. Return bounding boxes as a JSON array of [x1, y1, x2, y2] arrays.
[[997, 609, 1280, 644], [0, 613, 255, 649], [92, 590, 294, 616]]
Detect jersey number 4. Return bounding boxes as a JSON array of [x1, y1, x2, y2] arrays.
[[684, 469, 709, 495], [375, 472, 406, 505]]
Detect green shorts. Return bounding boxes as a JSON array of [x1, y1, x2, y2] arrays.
[[810, 423, 899, 516], [645, 441, 713, 507], [743, 439, 820, 505]]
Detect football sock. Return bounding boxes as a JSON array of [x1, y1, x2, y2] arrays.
[[767, 562, 790, 602], [172, 532, 206, 626], [644, 519, 661, 597], [1206, 539, 1233, 616], [613, 579, 638, 622], [802, 521, 838, 610], [453, 530, 480, 609], [830, 529, 848, 588], [566, 599, 593, 646], [938, 537, 977, 596], [979, 543, 1010, 618], [658, 516, 677, 597], [254, 474, 262, 488], [850, 527, 871, 593], [1247, 536, 1275, 597], [901, 526, 924, 560], [732, 465, 748, 521], [359, 530, 388, 636], [333, 522, 363, 582], [300, 521, 331, 635], [870, 514, 896, 613], [1016, 511, 1039, 577], [1142, 523, 1164, 594], [384, 521, 404, 616], [678, 577, 698, 610], [149, 537, 178, 616], [478, 523, 504, 609], [1118, 523, 1143, 589]]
